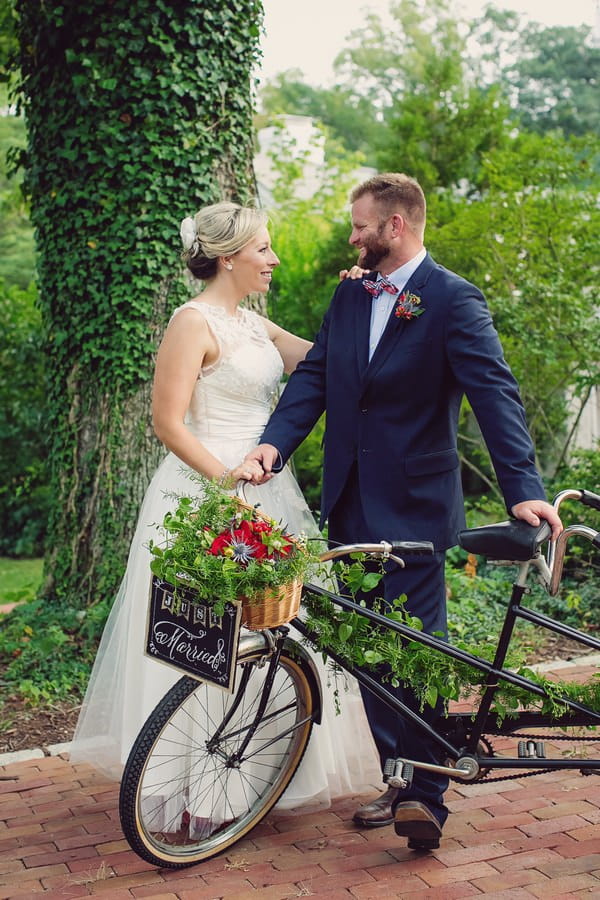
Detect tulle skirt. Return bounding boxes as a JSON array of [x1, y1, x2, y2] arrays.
[[69, 442, 381, 809]]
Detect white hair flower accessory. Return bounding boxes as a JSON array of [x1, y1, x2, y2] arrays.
[[180, 216, 200, 256]]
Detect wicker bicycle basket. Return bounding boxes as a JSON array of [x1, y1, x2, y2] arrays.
[[240, 577, 303, 630], [233, 494, 304, 630]]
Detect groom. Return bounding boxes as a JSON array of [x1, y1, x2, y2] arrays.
[[247, 173, 562, 849]]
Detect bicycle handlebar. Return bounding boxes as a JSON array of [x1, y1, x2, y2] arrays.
[[320, 490, 598, 597], [390, 540, 435, 555], [552, 487, 600, 514], [580, 489, 600, 512], [543, 489, 600, 595], [319, 539, 434, 566]]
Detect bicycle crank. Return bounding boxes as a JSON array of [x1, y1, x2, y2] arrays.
[[384, 754, 481, 786]]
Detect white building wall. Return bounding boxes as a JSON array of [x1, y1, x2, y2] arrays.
[[571, 386, 600, 452], [254, 115, 326, 206], [255, 114, 375, 207]]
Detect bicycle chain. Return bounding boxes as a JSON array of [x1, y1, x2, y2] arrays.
[[492, 730, 600, 743], [467, 730, 600, 784], [481, 767, 556, 783]]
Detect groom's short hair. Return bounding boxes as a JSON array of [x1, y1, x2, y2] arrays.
[[350, 173, 426, 240]]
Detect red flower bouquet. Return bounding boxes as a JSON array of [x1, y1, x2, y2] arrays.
[[149, 477, 317, 628]]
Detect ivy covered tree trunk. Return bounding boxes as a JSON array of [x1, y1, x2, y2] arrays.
[[13, 0, 263, 608]]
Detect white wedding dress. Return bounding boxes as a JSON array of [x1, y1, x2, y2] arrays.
[[70, 300, 380, 809]]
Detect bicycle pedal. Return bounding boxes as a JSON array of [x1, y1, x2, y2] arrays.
[[383, 758, 414, 790], [518, 740, 546, 759]]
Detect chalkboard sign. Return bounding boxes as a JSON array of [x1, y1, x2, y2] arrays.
[[145, 577, 242, 693]]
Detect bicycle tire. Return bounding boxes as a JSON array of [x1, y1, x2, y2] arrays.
[[119, 640, 318, 868]]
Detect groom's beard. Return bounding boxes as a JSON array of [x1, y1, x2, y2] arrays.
[[358, 228, 391, 271]]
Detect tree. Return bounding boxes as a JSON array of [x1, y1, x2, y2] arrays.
[[260, 3, 599, 192], [10, 0, 263, 609], [258, 69, 378, 159], [376, 72, 509, 193], [263, 122, 363, 339], [474, 8, 600, 137], [337, 0, 512, 192], [507, 24, 600, 137], [260, 0, 512, 193], [428, 130, 600, 484]]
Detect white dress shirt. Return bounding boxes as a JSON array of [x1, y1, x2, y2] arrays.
[[368, 247, 427, 361]]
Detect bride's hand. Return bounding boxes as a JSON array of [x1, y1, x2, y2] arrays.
[[339, 265, 369, 280], [226, 460, 264, 485]]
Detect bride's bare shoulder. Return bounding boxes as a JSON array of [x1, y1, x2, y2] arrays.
[[169, 301, 212, 328]]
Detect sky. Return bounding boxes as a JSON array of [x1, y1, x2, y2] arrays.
[[258, 0, 598, 86]]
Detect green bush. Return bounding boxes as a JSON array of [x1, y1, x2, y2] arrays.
[[0, 279, 49, 556], [548, 444, 600, 540], [447, 456, 600, 650], [0, 101, 36, 290], [0, 556, 42, 605], [0, 598, 95, 702], [446, 557, 521, 644]]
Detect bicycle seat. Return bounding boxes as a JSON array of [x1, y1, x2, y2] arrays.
[[457, 518, 551, 561]]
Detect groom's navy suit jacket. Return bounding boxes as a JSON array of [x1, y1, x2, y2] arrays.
[[262, 254, 546, 550]]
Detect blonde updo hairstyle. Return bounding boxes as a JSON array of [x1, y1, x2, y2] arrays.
[[180, 201, 268, 280]]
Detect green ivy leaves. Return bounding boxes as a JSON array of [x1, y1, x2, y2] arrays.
[[303, 586, 600, 725], [8, 0, 264, 611], [13, 0, 262, 390]]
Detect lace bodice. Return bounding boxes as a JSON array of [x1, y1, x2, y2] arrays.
[[171, 301, 284, 444]]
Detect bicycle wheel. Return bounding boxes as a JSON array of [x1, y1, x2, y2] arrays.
[[119, 638, 319, 868]]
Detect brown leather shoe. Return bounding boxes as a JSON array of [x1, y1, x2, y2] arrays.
[[352, 787, 399, 828], [394, 800, 442, 850]]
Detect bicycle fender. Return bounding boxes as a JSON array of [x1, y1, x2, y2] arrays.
[[283, 637, 323, 725], [237, 630, 323, 724]]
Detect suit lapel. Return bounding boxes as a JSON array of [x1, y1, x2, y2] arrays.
[[361, 254, 434, 388], [354, 283, 371, 375], [362, 294, 407, 386]]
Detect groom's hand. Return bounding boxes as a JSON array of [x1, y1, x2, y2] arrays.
[[245, 444, 280, 483], [511, 499, 563, 541]]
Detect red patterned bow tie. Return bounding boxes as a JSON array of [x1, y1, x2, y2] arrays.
[[363, 275, 398, 298]]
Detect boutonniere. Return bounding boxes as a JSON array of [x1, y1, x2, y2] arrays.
[[394, 290, 424, 320]]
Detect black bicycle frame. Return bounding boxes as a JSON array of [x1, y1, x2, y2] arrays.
[[292, 578, 600, 774]]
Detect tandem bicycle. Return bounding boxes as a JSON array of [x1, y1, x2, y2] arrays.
[[118, 487, 600, 868]]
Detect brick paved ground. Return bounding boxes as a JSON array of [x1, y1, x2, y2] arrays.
[[1, 655, 599, 899]]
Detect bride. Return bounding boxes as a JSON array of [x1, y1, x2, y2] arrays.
[[70, 200, 380, 808]]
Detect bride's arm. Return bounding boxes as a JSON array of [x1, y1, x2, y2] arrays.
[[259, 317, 313, 375], [152, 309, 262, 483]]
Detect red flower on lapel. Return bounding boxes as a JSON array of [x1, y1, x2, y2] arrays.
[[394, 290, 424, 320]]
